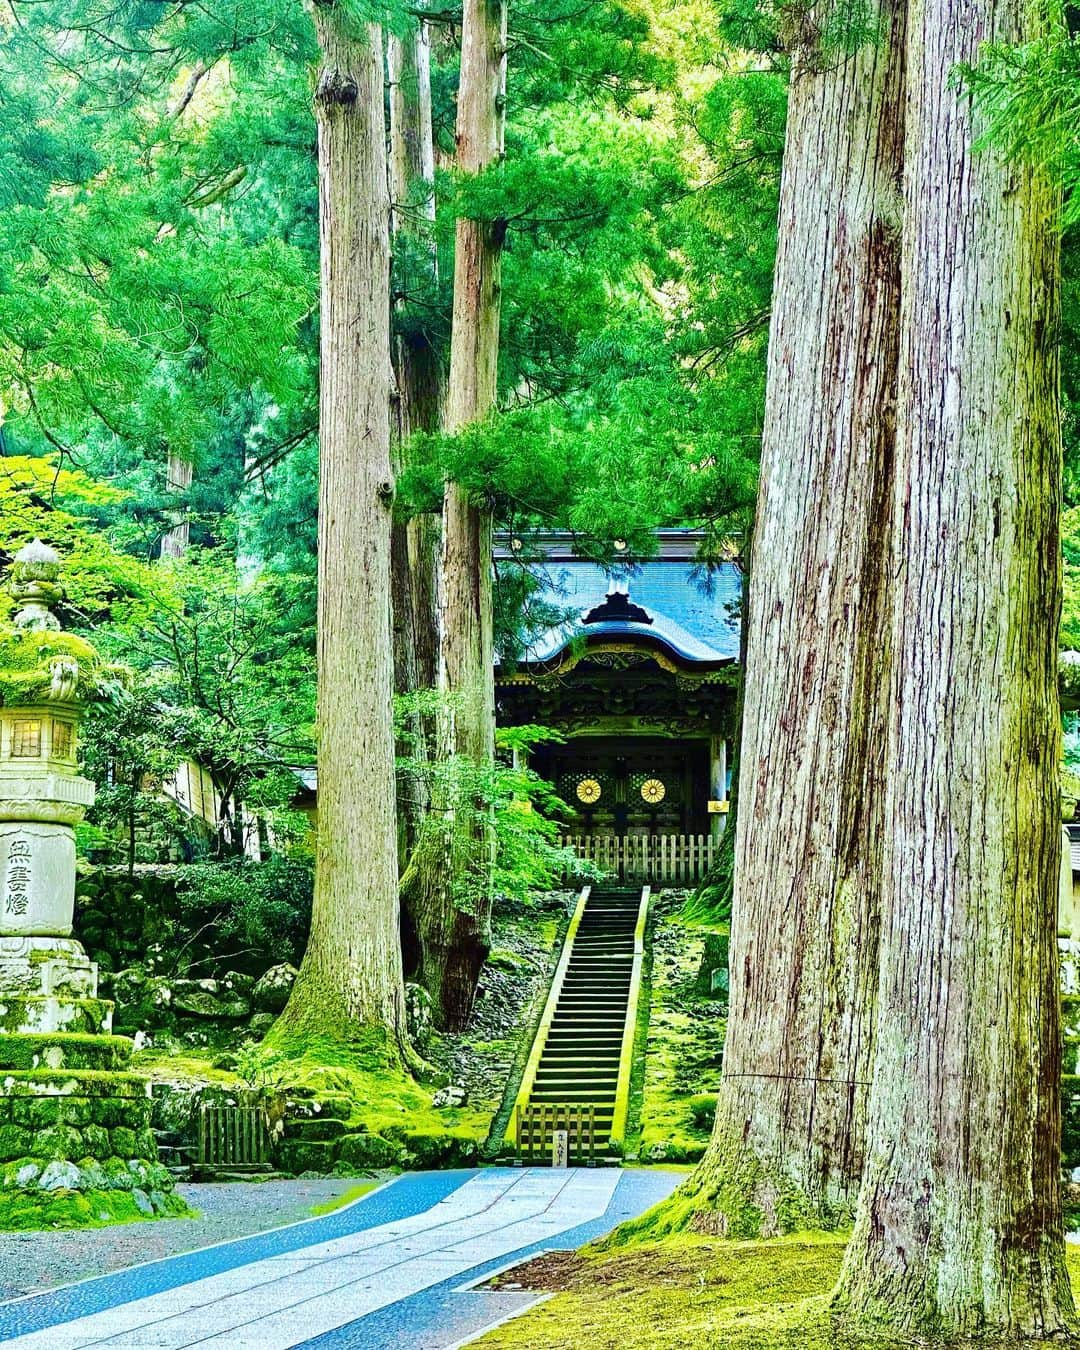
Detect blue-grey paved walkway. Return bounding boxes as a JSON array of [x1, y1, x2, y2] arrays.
[[0, 1168, 679, 1349]]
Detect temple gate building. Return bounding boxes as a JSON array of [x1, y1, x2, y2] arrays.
[[495, 530, 741, 883]]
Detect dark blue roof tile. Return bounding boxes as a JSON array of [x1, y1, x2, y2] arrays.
[[509, 560, 742, 666]]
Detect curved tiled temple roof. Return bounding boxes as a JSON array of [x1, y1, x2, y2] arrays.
[[498, 531, 742, 673]]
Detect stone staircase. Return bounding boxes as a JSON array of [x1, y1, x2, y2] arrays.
[[519, 886, 645, 1156]]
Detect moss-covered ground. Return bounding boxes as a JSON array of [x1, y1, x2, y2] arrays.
[[130, 896, 567, 1175], [475, 1234, 1080, 1349], [308, 1180, 380, 1216], [631, 892, 724, 1164]]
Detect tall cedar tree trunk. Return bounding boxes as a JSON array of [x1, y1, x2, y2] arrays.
[[832, 0, 1074, 1331], [276, 9, 408, 1052], [388, 19, 443, 882], [160, 452, 192, 558], [402, 0, 506, 1029], [667, 8, 905, 1233]]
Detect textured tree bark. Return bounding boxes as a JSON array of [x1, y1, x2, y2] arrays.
[[832, 0, 1074, 1333], [440, 0, 505, 770], [276, 8, 408, 1053], [388, 18, 443, 871], [403, 0, 506, 1030], [160, 453, 193, 559], [670, 7, 905, 1233]]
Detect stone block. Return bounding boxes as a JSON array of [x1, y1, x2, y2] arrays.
[[110, 1126, 138, 1158], [0, 1124, 31, 1161], [0, 995, 113, 1035], [82, 1123, 110, 1156], [0, 1033, 131, 1072], [31, 1124, 84, 1160]]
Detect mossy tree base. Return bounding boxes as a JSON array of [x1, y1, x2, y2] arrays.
[[473, 1233, 1080, 1350], [612, 1122, 852, 1246]]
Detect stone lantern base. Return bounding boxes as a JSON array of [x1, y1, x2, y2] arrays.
[[0, 942, 190, 1228], [0, 543, 190, 1226]]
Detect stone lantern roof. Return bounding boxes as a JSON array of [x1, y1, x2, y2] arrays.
[[1, 542, 116, 709]]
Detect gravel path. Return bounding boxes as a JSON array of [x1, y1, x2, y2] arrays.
[[0, 1177, 373, 1303]]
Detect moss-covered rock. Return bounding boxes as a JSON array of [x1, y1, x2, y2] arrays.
[[0, 1183, 189, 1230], [284, 1093, 353, 1122], [252, 964, 297, 1013], [0, 1124, 32, 1161], [277, 1138, 340, 1174], [397, 1131, 479, 1169], [82, 1123, 110, 1155], [332, 1132, 404, 1171], [31, 1124, 85, 1160], [109, 1126, 138, 1157], [287, 1117, 348, 1143], [170, 980, 251, 1020]]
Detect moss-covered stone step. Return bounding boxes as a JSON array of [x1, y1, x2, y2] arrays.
[[0, 1033, 132, 1072], [0, 1070, 149, 1098], [0, 1116, 159, 1163], [0, 1091, 152, 1132], [276, 1138, 339, 1174], [285, 1117, 349, 1143], [0, 996, 113, 1036], [284, 1093, 353, 1122]]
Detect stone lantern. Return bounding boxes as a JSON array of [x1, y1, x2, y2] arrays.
[[0, 541, 186, 1226], [0, 541, 105, 1035]]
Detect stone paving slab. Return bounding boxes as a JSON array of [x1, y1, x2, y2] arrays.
[[0, 1168, 682, 1350], [0, 1170, 470, 1340], [299, 1168, 683, 1350]]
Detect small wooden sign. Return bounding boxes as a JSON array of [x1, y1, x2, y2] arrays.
[[552, 1129, 569, 1169]]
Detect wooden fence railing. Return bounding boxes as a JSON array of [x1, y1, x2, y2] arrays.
[[198, 1104, 272, 1172], [559, 833, 716, 884], [515, 1103, 598, 1165]]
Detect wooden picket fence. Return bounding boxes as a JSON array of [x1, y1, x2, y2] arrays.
[[559, 833, 716, 884], [515, 1103, 598, 1165], [198, 1103, 272, 1173]]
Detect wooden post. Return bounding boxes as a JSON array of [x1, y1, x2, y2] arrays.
[[709, 735, 727, 842]]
